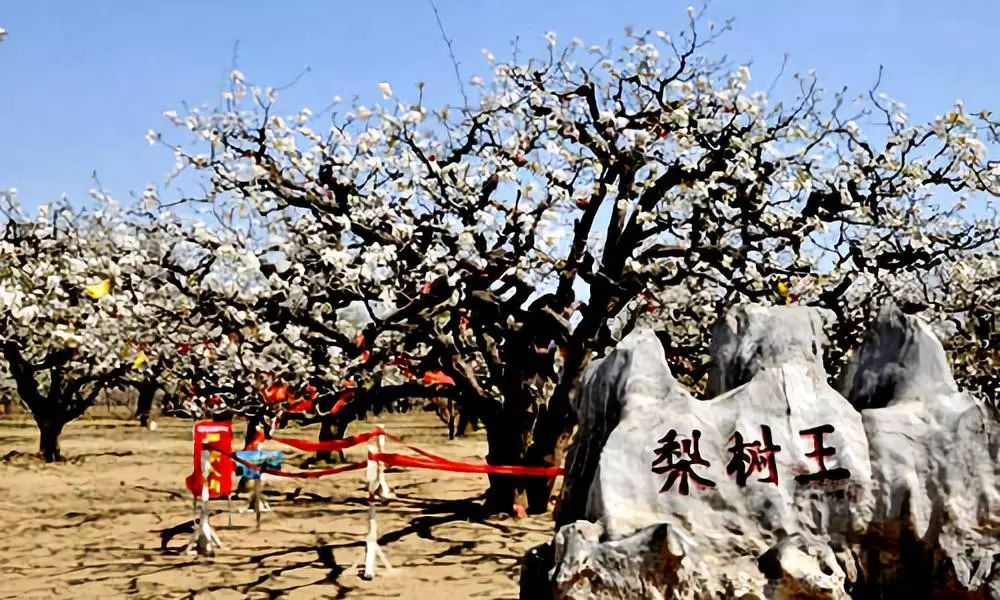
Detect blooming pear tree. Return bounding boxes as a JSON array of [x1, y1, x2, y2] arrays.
[[0, 189, 312, 457], [130, 196, 379, 454], [152, 13, 998, 510], [0, 192, 180, 460]]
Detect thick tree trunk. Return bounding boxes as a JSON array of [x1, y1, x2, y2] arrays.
[[522, 408, 575, 514], [483, 329, 566, 514], [482, 393, 541, 514], [134, 383, 156, 428], [480, 397, 579, 515], [483, 414, 530, 514], [316, 415, 347, 464], [37, 417, 66, 463], [482, 415, 569, 516], [519, 321, 599, 513]]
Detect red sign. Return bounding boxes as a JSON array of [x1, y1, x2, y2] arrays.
[[185, 421, 234, 498]]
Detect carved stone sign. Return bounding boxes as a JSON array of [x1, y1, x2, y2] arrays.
[[524, 304, 1000, 600]]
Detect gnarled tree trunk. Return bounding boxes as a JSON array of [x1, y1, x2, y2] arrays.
[[3, 342, 122, 464], [134, 381, 157, 428], [520, 299, 608, 514], [36, 415, 66, 463], [482, 397, 575, 515], [316, 414, 348, 464], [483, 409, 533, 514]]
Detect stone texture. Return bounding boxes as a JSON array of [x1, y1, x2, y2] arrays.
[[548, 521, 682, 600], [557, 330, 676, 527], [585, 312, 872, 544], [757, 533, 850, 600], [707, 304, 833, 397], [848, 304, 1000, 594], [527, 303, 1000, 600], [844, 303, 959, 410]]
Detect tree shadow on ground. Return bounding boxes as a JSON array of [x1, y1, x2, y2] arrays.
[[144, 492, 537, 597], [67, 450, 136, 464], [0, 449, 136, 466], [185, 547, 355, 600]]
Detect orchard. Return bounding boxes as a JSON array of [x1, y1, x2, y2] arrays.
[[0, 8, 997, 597]]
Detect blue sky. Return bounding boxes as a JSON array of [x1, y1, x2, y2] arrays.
[[1, 1, 997, 208]]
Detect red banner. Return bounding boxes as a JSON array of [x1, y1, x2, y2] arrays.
[[185, 421, 235, 498]]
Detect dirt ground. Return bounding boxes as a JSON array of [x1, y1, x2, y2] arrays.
[[0, 409, 554, 599]]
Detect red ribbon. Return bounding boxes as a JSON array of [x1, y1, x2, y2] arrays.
[[382, 432, 476, 464], [229, 451, 366, 479], [248, 428, 564, 479], [370, 451, 564, 478], [270, 429, 383, 453]]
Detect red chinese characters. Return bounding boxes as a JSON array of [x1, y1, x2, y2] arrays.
[[795, 424, 851, 484]]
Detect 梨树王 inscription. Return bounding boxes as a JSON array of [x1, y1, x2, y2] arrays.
[[651, 424, 851, 494]]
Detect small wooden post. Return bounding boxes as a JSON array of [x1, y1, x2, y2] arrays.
[[253, 478, 263, 528], [375, 424, 395, 500], [186, 450, 223, 556], [361, 445, 392, 580]]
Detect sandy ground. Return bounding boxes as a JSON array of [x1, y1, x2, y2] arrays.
[[0, 409, 553, 599]]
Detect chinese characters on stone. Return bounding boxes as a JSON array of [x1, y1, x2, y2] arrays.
[[651, 424, 851, 495], [726, 425, 781, 486], [651, 429, 716, 495]]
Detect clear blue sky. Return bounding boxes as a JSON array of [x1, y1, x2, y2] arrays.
[[1, 1, 997, 208]]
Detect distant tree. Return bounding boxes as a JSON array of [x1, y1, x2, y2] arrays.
[[0, 193, 163, 460], [0, 189, 259, 459], [152, 12, 998, 510]]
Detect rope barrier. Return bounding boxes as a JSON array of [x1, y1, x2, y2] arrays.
[[227, 450, 367, 479], [269, 429, 383, 453], [370, 451, 565, 477], [260, 427, 564, 478], [189, 422, 563, 578]]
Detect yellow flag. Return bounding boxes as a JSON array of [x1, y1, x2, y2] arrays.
[[132, 351, 147, 370], [85, 279, 111, 299]]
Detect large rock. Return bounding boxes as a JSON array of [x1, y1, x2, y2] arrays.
[[527, 303, 1000, 599], [844, 303, 959, 410], [557, 331, 675, 527], [848, 304, 1000, 594]]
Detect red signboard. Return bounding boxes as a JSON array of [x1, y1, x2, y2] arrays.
[[185, 421, 234, 498]]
